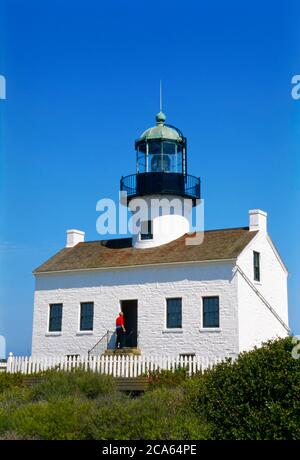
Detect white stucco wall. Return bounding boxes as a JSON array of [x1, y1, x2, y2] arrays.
[[236, 231, 289, 352], [32, 261, 239, 358]]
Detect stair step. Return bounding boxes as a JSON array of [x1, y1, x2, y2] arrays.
[[23, 375, 149, 392], [115, 377, 149, 392], [104, 347, 141, 356]]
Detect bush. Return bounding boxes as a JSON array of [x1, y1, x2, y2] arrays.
[[0, 337, 298, 440], [0, 386, 35, 435], [189, 337, 300, 440], [89, 387, 209, 440], [10, 397, 96, 440], [2, 385, 209, 440], [125, 387, 209, 440], [0, 386, 31, 413], [30, 369, 116, 401], [148, 367, 189, 389], [0, 430, 39, 440], [0, 373, 24, 393]]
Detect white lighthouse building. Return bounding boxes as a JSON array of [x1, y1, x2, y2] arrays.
[[31, 111, 290, 358]]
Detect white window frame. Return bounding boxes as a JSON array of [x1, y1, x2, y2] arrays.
[[47, 303, 63, 335], [77, 301, 94, 335], [164, 297, 183, 331], [200, 296, 221, 331]]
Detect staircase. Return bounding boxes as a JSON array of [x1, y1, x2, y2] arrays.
[[88, 330, 141, 357], [88, 330, 115, 357]]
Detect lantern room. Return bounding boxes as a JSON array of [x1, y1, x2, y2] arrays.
[[135, 111, 186, 175], [120, 111, 200, 203]]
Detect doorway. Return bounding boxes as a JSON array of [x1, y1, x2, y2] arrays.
[[121, 300, 138, 348]]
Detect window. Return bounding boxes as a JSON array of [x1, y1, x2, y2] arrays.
[[80, 302, 94, 331], [140, 220, 153, 240], [166, 298, 182, 328], [253, 251, 260, 281], [203, 297, 219, 328], [66, 354, 80, 360], [179, 353, 195, 359], [49, 303, 63, 332]]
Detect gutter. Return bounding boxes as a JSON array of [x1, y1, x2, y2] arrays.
[[33, 257, 237, 276]]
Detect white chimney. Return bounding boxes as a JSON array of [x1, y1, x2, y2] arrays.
[[249, 209, 267, 233], [66, 229, 85, 248]]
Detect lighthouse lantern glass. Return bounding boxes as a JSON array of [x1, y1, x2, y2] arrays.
[[136, 140, 183, 174]]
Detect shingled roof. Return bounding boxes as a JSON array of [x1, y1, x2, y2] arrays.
[[33, 227, 258, 274]]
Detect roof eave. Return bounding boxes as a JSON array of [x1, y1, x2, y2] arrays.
[[33, 257, 238, 276]]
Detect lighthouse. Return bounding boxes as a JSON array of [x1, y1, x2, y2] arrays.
[[32, 106, 289, 359], [120, 111, 201, 248]]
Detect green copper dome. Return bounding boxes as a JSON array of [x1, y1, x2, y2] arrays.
[[139, 112, 183, 142]]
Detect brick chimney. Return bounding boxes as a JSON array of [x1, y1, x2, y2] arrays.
[[249, 209, 267, 233], [66, 229, 85, 248]]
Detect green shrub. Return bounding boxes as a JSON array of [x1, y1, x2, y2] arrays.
[[0, 386, 31, 413], [0, 373, 24, 393], [10, 396, 96, 440], [0, 431, 38, 440], [4, 386, 209, 440], [148, 367, 189, 389], [90, 387, 209, 440], [126, 387, 209, 440], [0, 386, 33, 435], [1, 337, 298, 440], [189, 337, 300, 440], [30, 369, 116, 401]]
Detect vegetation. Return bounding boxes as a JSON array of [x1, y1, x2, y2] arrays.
[[0, 372, 24, 393], [0, 337, 299, 440], [148, 366, 188, 389], [29, 368, 116, 401], [0, 369, 207, 440], [187, 336, 300, 440]]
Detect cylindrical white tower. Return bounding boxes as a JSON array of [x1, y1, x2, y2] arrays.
[[120, 111, 200, 249]]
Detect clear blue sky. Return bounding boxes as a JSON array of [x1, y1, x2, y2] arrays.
[[0, 0, 299, 355]]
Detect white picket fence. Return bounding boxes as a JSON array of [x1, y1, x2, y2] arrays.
[[6, 353, 230, 377]]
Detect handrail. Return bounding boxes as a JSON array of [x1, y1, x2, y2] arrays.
[[88, 330, 114, 357], [88, 329, 136, 357], [120, 172, 200, 201]]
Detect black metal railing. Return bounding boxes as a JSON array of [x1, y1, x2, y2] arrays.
[[88, 330, 137, 356], [88, 330, 115, 357], [121, 173, 136, 197], [120, 172, 200, 202]]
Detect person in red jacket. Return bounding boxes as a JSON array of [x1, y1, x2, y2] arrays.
[[115, 311, 126, 349]]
